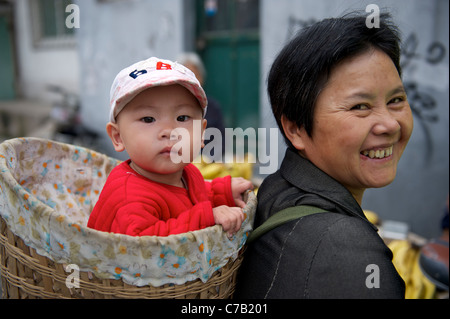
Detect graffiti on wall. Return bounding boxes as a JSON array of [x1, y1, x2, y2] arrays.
[[401, 33, 447, 163]]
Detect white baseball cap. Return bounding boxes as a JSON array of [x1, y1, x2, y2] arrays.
[[109, 57, 208, 123]]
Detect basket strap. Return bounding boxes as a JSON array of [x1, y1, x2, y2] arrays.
[[247, 205, 326, 244]]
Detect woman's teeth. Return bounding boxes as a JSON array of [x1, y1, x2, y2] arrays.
[[361, 146, 393, 159]]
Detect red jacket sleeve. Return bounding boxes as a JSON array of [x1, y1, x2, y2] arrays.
[[111, 200, 215, 237], [204, 175, 236, 208]]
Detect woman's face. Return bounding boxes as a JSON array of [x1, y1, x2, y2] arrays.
[[290, 49, 413, 204]]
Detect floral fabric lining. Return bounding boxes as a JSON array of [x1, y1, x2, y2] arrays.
[[0, 138, 255, 286]]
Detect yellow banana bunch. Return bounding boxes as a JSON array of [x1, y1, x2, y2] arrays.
[[193, 154, 254, 180], [408, 251, 436, 299], [363, 210, 380, 225], [390, 240, 415, 279], [198, 163, 226, 180], [388, 240, 436, 299]]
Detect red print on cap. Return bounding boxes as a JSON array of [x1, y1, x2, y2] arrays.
[[156, 62, 172, 70]]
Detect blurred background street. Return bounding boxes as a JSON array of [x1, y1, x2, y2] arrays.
[[1, 0, 449, 300], [1, 0, 448, 238]]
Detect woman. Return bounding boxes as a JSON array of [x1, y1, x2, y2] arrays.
[[236, 13, 413, 299]]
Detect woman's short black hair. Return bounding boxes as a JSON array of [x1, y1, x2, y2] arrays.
[[268, 12, 402, 148]]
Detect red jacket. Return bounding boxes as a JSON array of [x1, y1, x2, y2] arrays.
[[87, 160, 235, 236]]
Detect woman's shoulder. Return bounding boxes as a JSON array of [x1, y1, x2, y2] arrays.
[[251, 211, 378, 263], [253, 212, 402, 298], [286, 211, 383, 250], [292, 213, 403, 298], [262, 211, 390, 282]]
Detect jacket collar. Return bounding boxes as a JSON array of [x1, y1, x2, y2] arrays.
[[280, 148, 372, 225]]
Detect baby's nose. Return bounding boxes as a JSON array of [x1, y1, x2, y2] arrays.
[[159, 126, 183, 141], [169, 128, 185, 141]]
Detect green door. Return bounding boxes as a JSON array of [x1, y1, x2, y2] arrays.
[[196, 0, 260, 130], [0, 13, 15, 100]]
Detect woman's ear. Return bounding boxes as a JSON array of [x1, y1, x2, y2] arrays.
[[106, 122, 125, 152], [281, 115, 306, 151]]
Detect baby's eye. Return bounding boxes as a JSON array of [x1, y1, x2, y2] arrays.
[[141, 117, 155, 123], [177, 115, 190, 122], [351, 104, 370, 111]]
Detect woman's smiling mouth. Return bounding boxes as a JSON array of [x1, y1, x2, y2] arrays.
[[361, 145, 393, 159]]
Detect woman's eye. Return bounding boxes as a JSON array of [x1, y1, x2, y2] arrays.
[[177, 115, 190, 122], [389, 97, 405, 104], [351, 104, 370, 111], [141, 117, 155, 123]]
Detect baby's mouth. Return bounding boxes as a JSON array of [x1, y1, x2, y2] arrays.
[[361, 145, 393, 159], [161, 145, 182, 157], [161, 146, 175, 154]]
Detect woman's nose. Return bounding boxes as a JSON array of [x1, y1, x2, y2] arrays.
[[372, 106, 401, 136]]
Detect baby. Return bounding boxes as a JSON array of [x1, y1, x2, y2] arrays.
[[88, 57, 253, 237]]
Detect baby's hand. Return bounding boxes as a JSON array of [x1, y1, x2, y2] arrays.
[[213, 205, 245, 237], [231, 177, 254, 208]]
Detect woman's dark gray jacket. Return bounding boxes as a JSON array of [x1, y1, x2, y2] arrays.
[[235, 148, 405, 299]]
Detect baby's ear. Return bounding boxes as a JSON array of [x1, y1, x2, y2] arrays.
[[106, 122, 125, 152], [280, 115, 306, 151], [201, 118, 207, 148]]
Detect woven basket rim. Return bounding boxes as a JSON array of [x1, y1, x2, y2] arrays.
[[1, 214, 245, 298], [0, 138, 256, 294]]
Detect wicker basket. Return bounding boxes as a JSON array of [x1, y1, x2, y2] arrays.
[[0, 216, 245, 299], [0, 138, 256, 299]]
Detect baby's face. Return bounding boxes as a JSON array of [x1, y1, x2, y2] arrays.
[[110, 84, 206, 180]]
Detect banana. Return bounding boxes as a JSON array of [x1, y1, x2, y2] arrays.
[[241, 153, 255, 180], [389, 240, 436, 299], [363, 210, 379, 225], [199, 163, 226, 179], [389, 240, 412, 282], [194, 153, 255, 183], [229, 153, 254, 179], [196, 153, 255, 180], [193, 156, 210, 169]]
